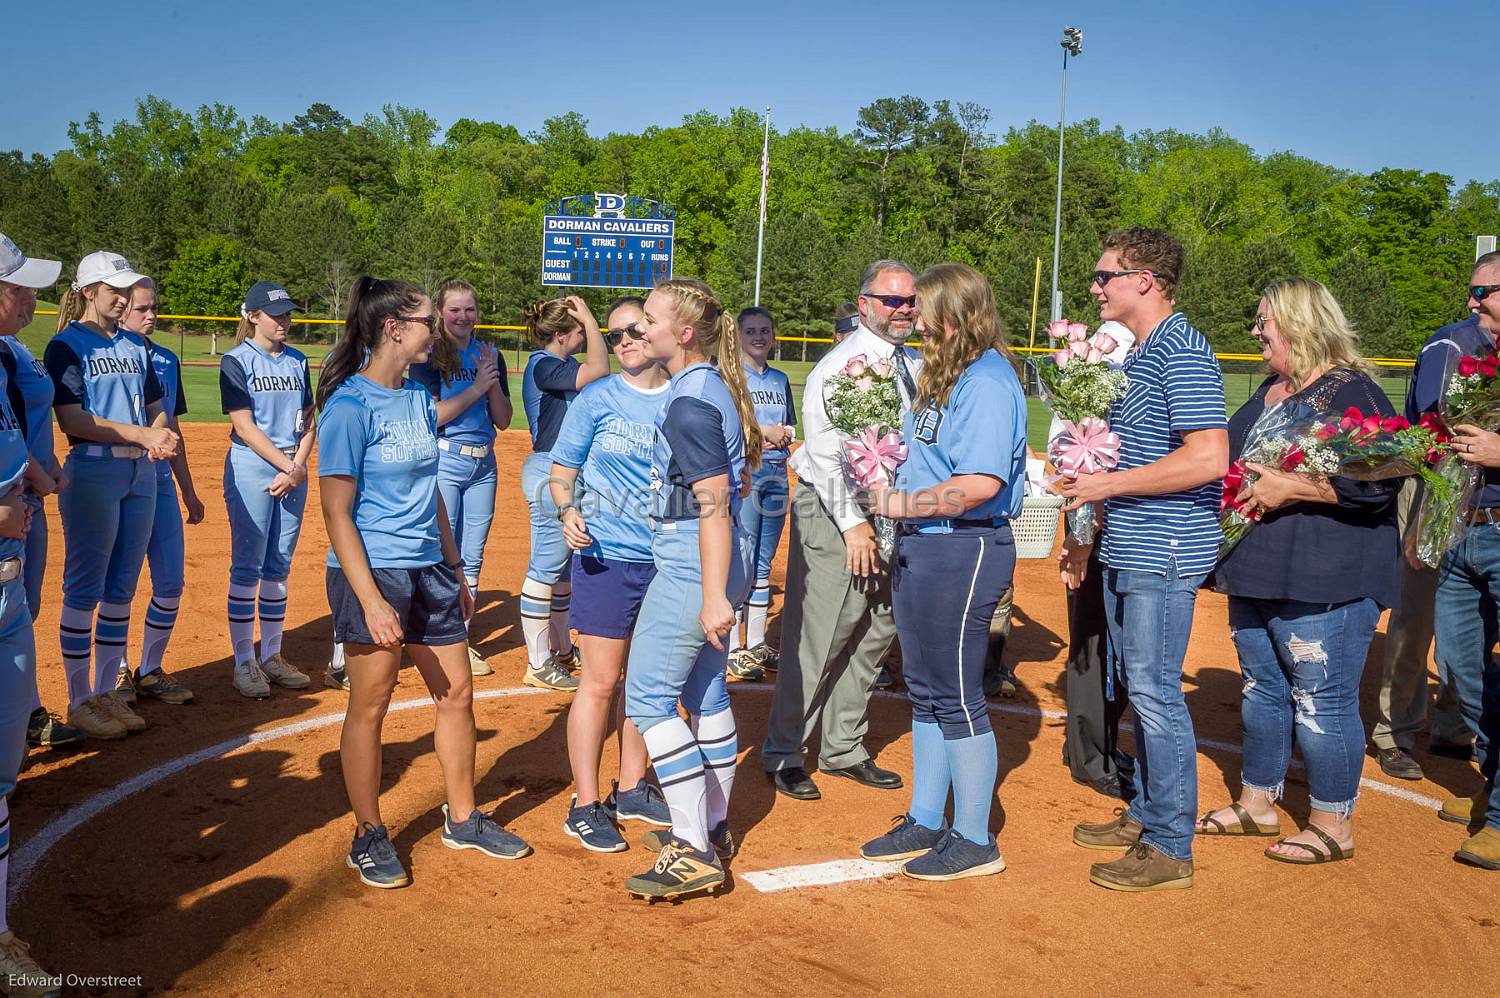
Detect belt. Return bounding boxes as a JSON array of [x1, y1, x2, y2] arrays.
[[438, 439, 491, 459], [899, 517, 1008, 536], [1469, 507, 1500, 526], [74, 444, 145, 459], [0, 557, 20, 583]]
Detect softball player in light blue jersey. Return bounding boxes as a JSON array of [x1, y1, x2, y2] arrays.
[[548, 296, 672, 852], [113, 279, 204, 706], [45, 251, 179, 741], [0, 257, 78, 750], [220, 280, 315, 699], [726, 306, 796, 681], [518, 296, 608, 691], [0, 233, 64, 988], [409, 279, 512, 678], [319, 276, 530, 891], [621, 279, 760, 901]]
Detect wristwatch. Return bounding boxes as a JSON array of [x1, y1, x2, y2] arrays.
[[556, 503, 577, 522]]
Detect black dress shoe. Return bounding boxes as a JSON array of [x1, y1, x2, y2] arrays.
[[1428, 741, 1479, 763], [1377, 747, 1424, 781], [1073, 771, 1131, 800], [769, 766, 821, 800], [821, 759, 904, 790]]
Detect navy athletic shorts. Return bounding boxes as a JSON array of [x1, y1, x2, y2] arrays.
[[326, 562, 467, 647]]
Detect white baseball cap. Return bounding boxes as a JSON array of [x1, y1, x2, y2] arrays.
[[73, 251, 148, 290], [0, 233, 62, 289]]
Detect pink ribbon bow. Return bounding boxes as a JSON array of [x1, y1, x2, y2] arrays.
[[1049, 417, 1121, 476], [845, 425, 908, 487]]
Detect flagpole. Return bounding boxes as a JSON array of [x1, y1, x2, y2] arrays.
[[753, 105, 771, 306]]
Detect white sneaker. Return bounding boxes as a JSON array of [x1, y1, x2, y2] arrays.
[[468, 644, 493, 677], [233, 660, 272, 699], [260, 652, 311, 690]]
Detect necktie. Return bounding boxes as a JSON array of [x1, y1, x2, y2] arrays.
[[892, 348, 918, 410]]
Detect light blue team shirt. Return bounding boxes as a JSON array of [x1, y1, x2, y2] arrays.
[[317, 375, 442, 569], [652, 363, 747, 524], [140, 338, 188, 479], [410, 339, 511, 448], [3, 337, 55, 471], [897, 349, 1028, 532], [550, 375, 670, 563], [44, 321, 164, 445], [745, 362, 796, 470], [0, 363, 29, 561], [219, 339, 312, 450]]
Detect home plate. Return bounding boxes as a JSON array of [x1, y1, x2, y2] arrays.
[[740, 858, 901, 893]]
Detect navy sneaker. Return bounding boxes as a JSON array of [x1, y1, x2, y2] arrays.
[[859, 814, 946, 862], [564, 797, 627, 853], [625, 836, 725, 900], [441, 805, 533, 860], [901, 829, 1006, 881], [643, 820, 736, 860], [610, 780, 671, 827], [347, 823, 410, 889]]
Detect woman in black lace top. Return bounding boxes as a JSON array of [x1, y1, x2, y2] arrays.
[[1196, 278, 1398, 866]]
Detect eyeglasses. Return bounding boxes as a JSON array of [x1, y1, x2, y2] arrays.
[[1253, 315, 1272, 331], [1092, 269, 1148, 287], [396, 315, 436, 332], [861, 293, 917, 309], [1472, 284, 1500, 303], [604, 323, 646, 348]]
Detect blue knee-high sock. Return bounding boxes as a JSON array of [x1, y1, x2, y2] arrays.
[[944, 732, 998, 845], [909, 720, 951, 831]]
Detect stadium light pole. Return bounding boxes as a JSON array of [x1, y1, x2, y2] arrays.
[[1049, 26, 1083, 322]]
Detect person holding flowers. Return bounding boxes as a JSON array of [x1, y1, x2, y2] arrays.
[[1196, 278, 1399, 865]]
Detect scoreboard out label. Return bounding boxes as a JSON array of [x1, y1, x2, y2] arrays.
[[541, 196, 675, 289]]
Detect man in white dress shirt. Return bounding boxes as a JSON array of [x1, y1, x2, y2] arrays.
[[762, 260, 919, 799]]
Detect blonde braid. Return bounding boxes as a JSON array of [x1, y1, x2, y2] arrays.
[[658, 279, 763, 469], [55, 285, 88, 332]]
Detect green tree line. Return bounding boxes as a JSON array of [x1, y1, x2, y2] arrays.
[[3, 95, 1496, 359]]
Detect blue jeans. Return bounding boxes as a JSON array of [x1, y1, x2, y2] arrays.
[[436, 447, 498, 587], [224, 443, 308, 587], [1103, 560, 1205, 861], [740, 466, 789, 582], [58, 452, 157, 608], [520, 451, 572, 585], [1230, 596, 1380, 817], [1480, 658, 1500, 830], [1434, 523, 1500, 760], [624, 522, 752, 732]]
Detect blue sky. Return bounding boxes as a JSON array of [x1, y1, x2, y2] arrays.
[[3, 1, 1492, 184]]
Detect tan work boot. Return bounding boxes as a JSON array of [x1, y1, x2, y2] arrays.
[[1439, 790, 1489, 826], [65, 698, 126, 740], [0, 930, 60, 998], [95, 691, 146, 733], [1089, 841, 1194, 892], [260, 653, 311, 690], [468, 644, 493, 677], [1073, 808, 1144, 850], [1456, 825, 1500, 870]]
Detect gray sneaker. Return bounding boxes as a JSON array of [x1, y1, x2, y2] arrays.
[[524, 654, 579, 691], [564, 797, 627, 853], [609, 780, 671, 826], [902, 829, 1006, 881], [860, 814, 947, 862], [347, 823, 410, 889], [441, 804, 532, 860], [114, 664, 137, 705]]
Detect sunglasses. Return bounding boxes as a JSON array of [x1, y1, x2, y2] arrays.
[[1092, 269, 1149, 286], [604, 323, 647, 348], [1472, 284, 1500, 303], [862, 293, 917, 309], [396, 315, 437, 332]]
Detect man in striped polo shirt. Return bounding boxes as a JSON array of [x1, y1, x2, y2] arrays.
[[1059, 228, 1228, 892]]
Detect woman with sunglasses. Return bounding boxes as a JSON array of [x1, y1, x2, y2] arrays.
[[410, 279, 512, 677], [726, 306, 795, 681], [518, 296, 609, 691], [548, 296, 672, 852], [319, 277, 531, 890]]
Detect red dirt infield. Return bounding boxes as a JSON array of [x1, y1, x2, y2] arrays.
[[15, 427, 1496, 996]]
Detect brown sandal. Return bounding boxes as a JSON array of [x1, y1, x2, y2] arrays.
[[1196, 802, 1280, 837], [1264, 825, 1354, 865]]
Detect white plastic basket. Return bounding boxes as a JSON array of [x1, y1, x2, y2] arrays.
[[1013, 494, 1064, 559]]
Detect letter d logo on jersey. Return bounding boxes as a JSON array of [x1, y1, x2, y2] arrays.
[[912, 405, 943, 445]]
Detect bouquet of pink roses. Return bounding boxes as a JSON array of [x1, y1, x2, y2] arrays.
[[1035, 320, 1129, 543], [826, 353, 906, 556]]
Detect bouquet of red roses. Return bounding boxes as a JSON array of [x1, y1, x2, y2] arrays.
[[1412, 351, 1500, 567]]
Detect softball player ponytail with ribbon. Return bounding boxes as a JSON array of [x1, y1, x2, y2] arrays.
[[621, 278, 760, 900], [220, 281, 316, 699], [46, 252, 179, 741]]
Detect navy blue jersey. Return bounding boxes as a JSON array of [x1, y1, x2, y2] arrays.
[[651, 363, 746, 524], [45, 321, 164, 446], [220, 339, 312, 450], [522, 350, 579, 453]]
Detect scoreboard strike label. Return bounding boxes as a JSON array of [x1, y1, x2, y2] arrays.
[[541, 215, 675, 289]]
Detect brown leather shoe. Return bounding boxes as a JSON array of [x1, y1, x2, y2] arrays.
[[1455, 825, 1500, 870], [1089, 841, 1194, 892], [1439, 791, 1488, 827], [1072, 808, 1143, 851]]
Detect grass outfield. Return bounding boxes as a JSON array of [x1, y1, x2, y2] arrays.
[[19, 311, 1409, 450]]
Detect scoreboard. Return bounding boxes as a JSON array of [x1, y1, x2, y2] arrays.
[[541, 195, 675, 289]]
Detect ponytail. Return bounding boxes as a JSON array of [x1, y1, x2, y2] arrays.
[[234, 313, 255, 346], [54, 285, 88, 332], [316, 275, 426, 411], [523, 298, 575, 346]]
